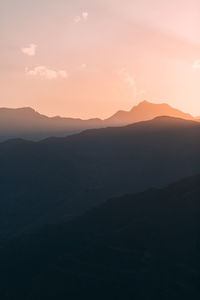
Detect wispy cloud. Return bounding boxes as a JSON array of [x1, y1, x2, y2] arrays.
[[21, 44, 37, 56], [193, 60, 200, 69], [82, 12, 89, 21], [74, 16, 81, 24], [119, 68, 145, 99], [25, 66, 68, 80], [81, 63, 87, 69], [119, 68, 135, 87], [73, 11, 89, 24]]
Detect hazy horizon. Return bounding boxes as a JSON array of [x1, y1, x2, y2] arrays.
[[0, 99, 197, 120], [1, 2, 200, 299], [1, 0, 200, 119]]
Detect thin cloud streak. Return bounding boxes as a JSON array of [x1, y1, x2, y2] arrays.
[[25, 66, 68, 80], [74, 16, 81, 24], [21, 44, 37, 56], [119, 68, 145, 100], [193, 60, 200, 69], [73, 11, 89, 24], [82, 12, 89, 21]]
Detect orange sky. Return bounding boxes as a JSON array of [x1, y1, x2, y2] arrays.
[[0, 0, 200, 119]]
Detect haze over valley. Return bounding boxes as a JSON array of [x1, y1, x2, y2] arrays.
[[1, 0, 200, 299], [0, 100, 197, 141]]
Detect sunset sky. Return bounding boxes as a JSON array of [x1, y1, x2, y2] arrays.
[[0, 0, 200, 119]]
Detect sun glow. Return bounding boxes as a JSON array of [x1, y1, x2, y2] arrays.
[[0, 0, 200, 118]]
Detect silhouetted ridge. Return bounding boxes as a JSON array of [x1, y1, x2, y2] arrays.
[[0, 101, 197, 142], [133, 115, 198, 127], [1, 174, 200, 299], [0, 116, 200, 243], [106, 100, 194, 125]]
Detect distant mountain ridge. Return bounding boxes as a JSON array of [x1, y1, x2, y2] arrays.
[[106, 100, 194, 125], [1, 116, 200, 242], [0, 101, 196, 141], [0, 107, 103, 141]]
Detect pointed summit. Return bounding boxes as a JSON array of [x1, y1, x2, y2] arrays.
[[106, 100, 194, 125], [137, 100, 149, 105], [0, 101, 196, 142]]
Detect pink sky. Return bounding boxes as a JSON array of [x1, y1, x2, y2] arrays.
[[0, 0, 200, 119]]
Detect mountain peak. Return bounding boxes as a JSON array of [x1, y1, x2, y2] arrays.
[[17, 107, 36, 113], [134, 100, 170, 109], [138, 100, 150, 105], [0, 106, 38, 115], [106, 100, 194, 125]]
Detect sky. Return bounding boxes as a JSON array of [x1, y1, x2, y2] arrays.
[[0, 0, 200, 119]]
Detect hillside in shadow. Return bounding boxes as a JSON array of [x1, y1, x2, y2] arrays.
[[1, 174, 200, 299], [0, 117, 200, 243]]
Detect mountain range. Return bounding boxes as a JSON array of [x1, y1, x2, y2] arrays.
[[1, 104, 200, 299], [0, 100, 196, 141], [1, 173, 200, 299], [1, 116, 200, 243]]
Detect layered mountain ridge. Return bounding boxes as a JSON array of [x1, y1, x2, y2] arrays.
[[1, 116, 200, 242], [1, 173, 200, 299], [106, 100, 194, 125], [0, 100, 196, 141]]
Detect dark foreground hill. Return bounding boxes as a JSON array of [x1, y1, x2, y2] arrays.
[[1, 116, 200, 242], [1, 174, 200, 299]]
